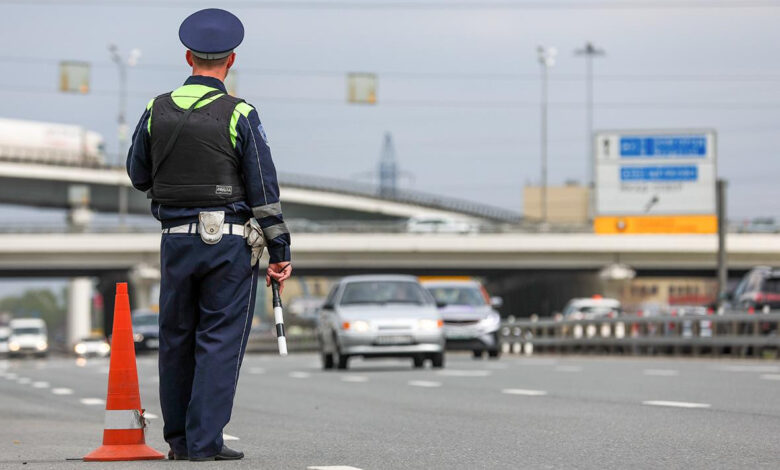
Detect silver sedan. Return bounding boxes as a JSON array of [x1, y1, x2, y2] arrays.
[[317, 275, 445, 370]]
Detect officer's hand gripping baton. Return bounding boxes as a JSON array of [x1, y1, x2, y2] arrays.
[[271, 280, 287, 356]]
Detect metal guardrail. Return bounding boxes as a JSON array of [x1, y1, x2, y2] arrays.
[[499, 313, 780, 358]]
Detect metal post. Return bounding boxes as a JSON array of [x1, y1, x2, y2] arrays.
[[575, 42, 605, 222], [540, 63, 548, 223], [716, 179, 728, 307]]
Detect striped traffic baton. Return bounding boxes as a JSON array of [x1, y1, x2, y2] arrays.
[[271, 279, 288, 356]]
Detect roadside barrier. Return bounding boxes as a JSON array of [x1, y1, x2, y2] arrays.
[[499, 313, 780, 358], [83, 283, 164, 462]]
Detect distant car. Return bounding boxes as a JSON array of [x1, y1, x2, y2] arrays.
[[317, 275, 445, 370], [562, 297, 622, 320], [406, 216, 478, 234], [8, 318, 48, 358], [0, 326, 10, 356], [727, 266, 780, 312], [421, 278, 502, 359], [74, 335, 111, 358], [670, 305, 713, 338], [131, 311, 160, 352]]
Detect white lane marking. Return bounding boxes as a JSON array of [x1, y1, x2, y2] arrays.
[[51, 388, 74, 395], [408, 380, 442, 388], [341, 376, 369, 383], [713, 365, 780, 373], [502, 388, 547, 396], [80, 398, 106, 406], [484, 363, 508, 370], [32, 381, 49, 389], [436, 369, 492, 377], [643, 400, 711, 409], [5, 373, 18, 379], [554, 366, 583, 373], [760, 374, 780, 381], [223, 433, 240, 441], [145, 412, 159, 419], [17, 377, 31, 384], [308, 467, 364, 470], [643, 369, 680, 377], [289, 371, 311, 379], [248, 367, 266, 374]]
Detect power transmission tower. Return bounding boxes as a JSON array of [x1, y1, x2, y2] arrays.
[[378, 132, 398, 198]]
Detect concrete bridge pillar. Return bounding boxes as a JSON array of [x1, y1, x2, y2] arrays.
[[129, 263, 161, 311], [66, 277, 92, 347]]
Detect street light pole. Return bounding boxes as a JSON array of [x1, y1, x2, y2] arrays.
[[537, 46, 556, 224], [108, 45, 140, 227], [575, 42, 604, 221]]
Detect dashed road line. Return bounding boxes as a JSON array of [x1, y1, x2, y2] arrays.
[[760, 374, 780, 381], [643, 369, 680, 377], [289, 371, 311, 379], [31, 381, 49, 389], [5, 373, 18, 380], [502, 388, 547, 396], [16, 377, 31, 384], [436, 370, 492, 377], [223, 433, 240, 441], [643, 400, 710, 409], [51, 388, 74, 395], [554, 366, 583, 373], [341, 376, 369, 383], [712, 365, 780, 373], [80, 398, 105, 406], [308, 466, 364, 470], [248, 367, 266, 374], [408, 380, 442, 388]]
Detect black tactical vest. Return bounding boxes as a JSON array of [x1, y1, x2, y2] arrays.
[[148, 91, 246, 207]]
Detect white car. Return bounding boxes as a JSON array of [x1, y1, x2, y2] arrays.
[[562, 297, 622, 320], [0, 326, 10, 356], [74, 335, 111, 358], [406, 216, 478, 234], [317, 275, 445, 370], [8, 318, 48, 357]]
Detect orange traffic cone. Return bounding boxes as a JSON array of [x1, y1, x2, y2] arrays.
[[84, 282, 164, 461]]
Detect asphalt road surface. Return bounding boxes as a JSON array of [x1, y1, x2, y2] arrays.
[[1, 353, 779, 469]]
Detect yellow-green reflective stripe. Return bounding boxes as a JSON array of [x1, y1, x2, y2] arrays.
[[146, 98, 154, 134], [170, 84, 224, 109], [230, 102, 254, 148]]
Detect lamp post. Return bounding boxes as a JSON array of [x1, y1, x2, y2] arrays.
[[537, 45, 556, 224], [108, 45, 140, 227], [574, 42, 605, 221]]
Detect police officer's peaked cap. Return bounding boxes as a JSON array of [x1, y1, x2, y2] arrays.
[[179, 8, 244, 60]]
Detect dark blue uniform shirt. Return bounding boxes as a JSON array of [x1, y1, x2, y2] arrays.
[[126, 75, 291, 263]]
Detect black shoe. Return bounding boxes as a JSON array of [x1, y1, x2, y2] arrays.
[[167, 449, 188, 460], [190, 445, 244, 462]]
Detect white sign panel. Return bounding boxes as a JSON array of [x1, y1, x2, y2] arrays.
[[594, 129, 717, 216]]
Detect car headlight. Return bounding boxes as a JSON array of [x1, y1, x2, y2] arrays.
[[346, 320, 371, 332], [479, 313, 501, 331], [36, 340, 48, 351], [133, 333, 144, 342], [418, 319, 443, 330], [74, 343, 87, 355], [8, 341, 20, 352], [99, 342, 111, 354]]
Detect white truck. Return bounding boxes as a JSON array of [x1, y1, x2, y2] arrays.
[[0, 118, 105, 166], [8, 318, 49, 357]]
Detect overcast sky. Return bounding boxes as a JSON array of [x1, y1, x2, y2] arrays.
[[1, 0, 779, 219]]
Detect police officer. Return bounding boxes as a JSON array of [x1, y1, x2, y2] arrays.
[[126, 8, 292, 462]]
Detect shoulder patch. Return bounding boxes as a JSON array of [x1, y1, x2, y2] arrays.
[[256, 122, 269, 145]]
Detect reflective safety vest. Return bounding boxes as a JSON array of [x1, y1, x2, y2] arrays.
[[148, 90, 246, 207]]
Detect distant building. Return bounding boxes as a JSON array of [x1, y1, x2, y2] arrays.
[[523, 183, 589, 225]]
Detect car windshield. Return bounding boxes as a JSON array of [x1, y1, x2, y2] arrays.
[[132, 315, 158, 327], [12, 327, 43, 335], [340, 281, 429, 306], [427, 286, 486, 307], [762, 277, 780, 294], [564, 305, 618, 317]]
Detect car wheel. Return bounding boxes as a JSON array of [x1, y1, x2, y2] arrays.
[[472, 350, 484, 359], [487, 349, 500, 359], [431, 353, 445, 369], [336, 351, 349, 370], [413, 355, 425, 368]]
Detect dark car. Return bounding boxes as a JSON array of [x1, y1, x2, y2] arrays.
[[132, 311, 160, 352], [728, 266, 780, 312]]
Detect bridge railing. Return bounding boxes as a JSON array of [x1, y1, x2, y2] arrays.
[[500, 312, 780, 358]]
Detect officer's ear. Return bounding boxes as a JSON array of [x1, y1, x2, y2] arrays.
[[185, 50, 195, 67], [225, 52, 236, 71]]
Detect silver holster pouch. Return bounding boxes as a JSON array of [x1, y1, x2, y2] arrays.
[[198, 211, 225, 245], [244, 218, 266, 266]]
